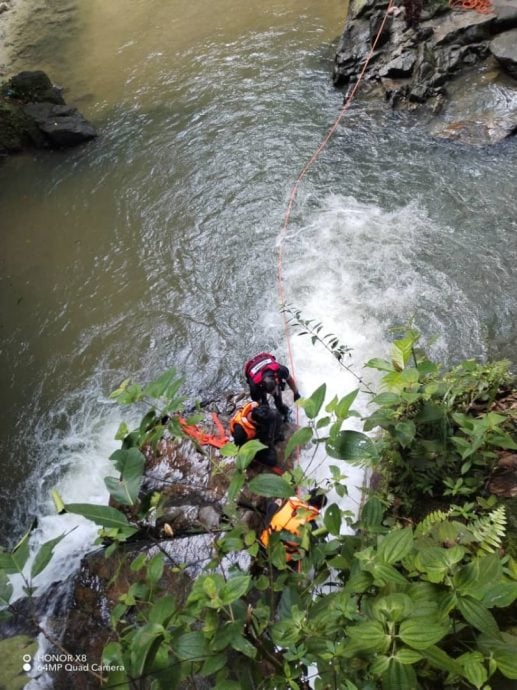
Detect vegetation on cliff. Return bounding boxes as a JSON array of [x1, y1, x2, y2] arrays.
[[1, 330, 516, 690]]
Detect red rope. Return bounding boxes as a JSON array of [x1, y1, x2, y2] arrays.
[[276, 0, 396, 426]]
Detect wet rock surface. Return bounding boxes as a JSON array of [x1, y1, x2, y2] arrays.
[[334, 0, 517, 145], [0, 70, 97, 154]]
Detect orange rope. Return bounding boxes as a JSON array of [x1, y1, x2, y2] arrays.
[[448, 0, 493, 13], [276, 0, 396, 427]]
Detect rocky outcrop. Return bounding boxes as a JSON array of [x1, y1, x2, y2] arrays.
[[333, 0, 517, 145], [490, 27, 517, 78], [0, 70, 97, 155]]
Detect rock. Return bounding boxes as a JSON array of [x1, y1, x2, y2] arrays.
[[491, 0, 517, 31], [1, 70, 65, 105], [431, 111, 517, 145], [23, 103, 97, 147], [0, 70, 97, 154], [490, 28, 517, 79], [429, 11, 494, 47], [379, 50, 417, 78]]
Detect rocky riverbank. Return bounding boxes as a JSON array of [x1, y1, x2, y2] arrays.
[[334, 0, 517, 145]]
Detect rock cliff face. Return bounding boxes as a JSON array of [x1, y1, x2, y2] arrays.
[[0, 70, 97, 155], [334, 0, 517, 145]]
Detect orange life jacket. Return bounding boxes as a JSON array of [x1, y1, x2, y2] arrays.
[[244, 352, 281, 385], [259, 497, 320, 559], [229, 401, 258, 441]]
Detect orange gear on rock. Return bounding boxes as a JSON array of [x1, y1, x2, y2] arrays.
[[179, 411, 229, 448], [448, 0, 493, 14]]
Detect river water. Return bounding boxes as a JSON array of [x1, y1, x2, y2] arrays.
[[0, 0, 516, 581]]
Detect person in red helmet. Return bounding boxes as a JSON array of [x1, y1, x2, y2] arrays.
[[244, 352, 300, 420]]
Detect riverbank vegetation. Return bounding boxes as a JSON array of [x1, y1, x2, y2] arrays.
[[1, 331, 517, 689]]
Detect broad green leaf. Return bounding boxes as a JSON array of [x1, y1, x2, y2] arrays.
[[271, 619, 301, 647], [365, 358, 394, 372], [201, 652, 227, 677], [395, 648, 422, 665], [30, 533, 65, 579], [323, 503, 342, 536], [129, 623, 165, 677], [0, 530, 31, 574], [146, 553, 164, 584], [370, 655, 390, 676], [64, 503, 137, 532], [143, 369, 182, 400], [399, 619, 448, 650], [373, 593, 414, 623], [382, 658, 417, 690], [219, 442, 238, 457], [394, 421, 416, 448], [457, 596, 500, 637], [236, 440, 267, 470], [371, 392, 401, 406], [348, 621, 390, 652], [299, 384, 326, 419], [493, 646, 517, 679], [462, 654, 488, 688], [360, 497, 385, 529], [219, 576, 250, 605], [227, 474, 245, 502], [106, 448, 145, 505], [326, 429, 377, 463], [230, 633, 257, 659], [284, 426, 313, 460], [371, 563, 408, 586], [175, 631, 208, 661], [482, 582, 517, 609], [422, 645, 463, 675], [378, 528, 413, 565], [247, 474, 292, 498], [335, 389, 359, 419]]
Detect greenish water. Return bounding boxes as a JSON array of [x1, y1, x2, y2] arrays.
[[0, 0, 516, 552]]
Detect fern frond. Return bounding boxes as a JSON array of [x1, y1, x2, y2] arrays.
[[469, 506, 507, 554], [415, 509, 453, 537]]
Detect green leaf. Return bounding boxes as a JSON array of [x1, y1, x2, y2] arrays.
[[371, 563, 408, 586], [147, 553, 164, 584], [323, 503, 342, 536], [372, 392, 401, 406], [230, 633, 257, 659], [493, 646, 517, 679], [399, 619, 449, 650], [236, 440, 267, 470], [365, 358, 394, 372], [335, 389, 359, 419], [30, 534, 65, 579], [299, 384, 326, 419], [395, 648, 422, 665], [373, 594, 414, 623], [64, 503, 137, 533], [130, 623, 165, 677], [457, 596, 500, 637], [382, 658, 417, 690], [201, 652, 227, 676], [284, 427, 313, 460], [105, 448, 145, 506], [422, 645, 463, 675], [219, 576, 250, 605], [0, 571, 13, 607], [175, 631, 208, 661], [394, 421, 416, 448], [0, 529, 31, 574], [51, 489, 65, 514], [360, 497, 385, 529], [247, 474, 292, 498], [326, 430, 377, 463], [143, 369, 182, 400], [378, 528, 413, 565], [227, 474, 245, 502], [462, 654, 488, 688], [348, 621, 390, 652]]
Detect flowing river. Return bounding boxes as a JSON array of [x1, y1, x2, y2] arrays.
[[0, 0, 516, 587]]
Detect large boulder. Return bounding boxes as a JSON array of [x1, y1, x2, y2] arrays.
[[490, 28, 517, 79]]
